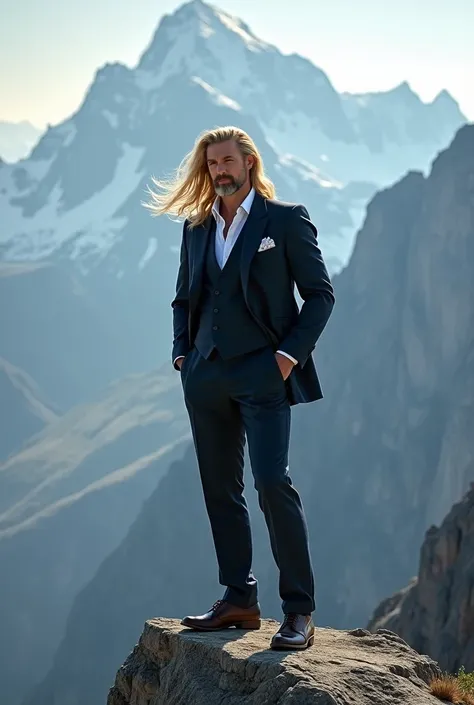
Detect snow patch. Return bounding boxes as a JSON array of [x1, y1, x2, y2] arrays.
[[279, 154, 343, 189], [198, 20, 214, 39], [263, 110, 436, 184], [134, 69, 160, 92], [214, 10, 267, 52], [1, 144, 145, 263], [191, 77, 241, 111], [55, 120, 77, 147], [102, 110, 119, 128], [138, 236, 158, 270]]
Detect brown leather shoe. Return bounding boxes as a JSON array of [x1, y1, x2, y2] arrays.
[[181, 599, 261, 631], [270, 613, 315, 650]]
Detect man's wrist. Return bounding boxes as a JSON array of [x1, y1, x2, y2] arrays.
[[276, 350, 298, 365]]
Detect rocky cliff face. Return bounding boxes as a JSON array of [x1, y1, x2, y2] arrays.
[[296, 122, 474, 627], [368, 486, 474, 673], [107, 618, 442, 705]]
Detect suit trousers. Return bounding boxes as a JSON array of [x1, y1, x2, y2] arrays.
[[180, 344, 315, 615]]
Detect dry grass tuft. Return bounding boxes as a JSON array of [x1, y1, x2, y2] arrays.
[[430, 668, 474, 704], [430, 675, 464, 702]]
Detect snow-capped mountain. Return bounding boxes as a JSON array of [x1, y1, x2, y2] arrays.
[[0, 70, 368, 391], [1, 0, 465, 270], [0, 98, 361, 269], [138, 0, 465, 184], [0, 120, 43, 163], [0, 50, 371, 273], [0, 0, 465, 383]]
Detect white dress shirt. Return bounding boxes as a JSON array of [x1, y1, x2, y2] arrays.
[[212, 186, 256, 268], [174, 187, 297, 366]]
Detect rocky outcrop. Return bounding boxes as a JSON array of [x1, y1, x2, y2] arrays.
[[368, 486, 474, 673], [108, 619, 442, 705]]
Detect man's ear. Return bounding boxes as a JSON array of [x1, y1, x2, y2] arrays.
[[247, 155, 255, 170]]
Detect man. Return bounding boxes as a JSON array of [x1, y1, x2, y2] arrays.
[[145, 125, 335, 650]]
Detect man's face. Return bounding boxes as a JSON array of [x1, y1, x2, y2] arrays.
[[206, 140, 253, 197]]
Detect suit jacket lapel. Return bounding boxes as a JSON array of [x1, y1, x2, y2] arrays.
[[240, 192, 268, 300], [189, 214, 213, 311], [189, 193, 268, 309]]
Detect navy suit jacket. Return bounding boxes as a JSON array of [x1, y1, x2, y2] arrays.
[[171, 192, 335, 405]]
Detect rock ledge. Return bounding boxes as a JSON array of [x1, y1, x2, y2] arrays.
[[108, 618, 443, 704]]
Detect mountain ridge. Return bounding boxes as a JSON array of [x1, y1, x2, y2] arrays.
[[135, 0, 465, 181], [0, 366, 190, 705], [0, 356, 58, 462], [1, 0, 464, 273]]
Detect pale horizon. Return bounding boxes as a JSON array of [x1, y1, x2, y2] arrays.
[[0, 0, 472, 129]]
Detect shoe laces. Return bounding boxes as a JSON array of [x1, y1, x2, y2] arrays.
[[210, 599, 225, 614], [283, 613, 300, 629]]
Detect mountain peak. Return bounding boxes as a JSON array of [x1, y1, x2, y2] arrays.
[[137, 0, 271, 78], [164, 0, 266, 48], [388, 80, 419, 103], [433, 88, 452, 102], [432, 88, 460, 109]]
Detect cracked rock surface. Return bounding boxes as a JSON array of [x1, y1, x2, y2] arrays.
[[107, 618, 442, 704]]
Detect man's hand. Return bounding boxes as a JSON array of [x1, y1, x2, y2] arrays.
[[275, 352, 296, 381]]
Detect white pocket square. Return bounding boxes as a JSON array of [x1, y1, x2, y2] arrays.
[[257, 237, 276, 252]]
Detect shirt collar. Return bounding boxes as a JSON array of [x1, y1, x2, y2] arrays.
[[212, 187, 256, 221]]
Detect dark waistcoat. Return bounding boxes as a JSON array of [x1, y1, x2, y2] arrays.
[[194, 223, 270, 359]]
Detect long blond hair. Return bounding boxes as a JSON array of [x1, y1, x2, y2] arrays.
[[142, 126, 276, 228]]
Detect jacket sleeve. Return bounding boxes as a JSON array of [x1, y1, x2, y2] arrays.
[[171, 220, 191, 369], [278, 205, 335, 367]]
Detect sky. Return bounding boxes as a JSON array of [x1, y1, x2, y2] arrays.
[[0, 0, 472, 128]]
